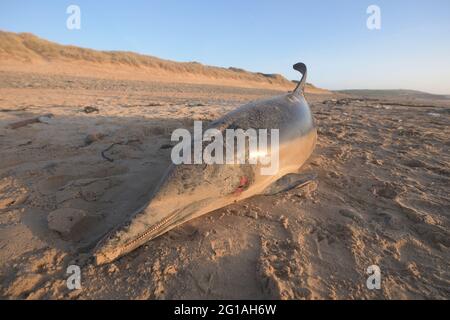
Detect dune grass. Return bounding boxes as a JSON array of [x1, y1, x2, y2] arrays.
[[0, 30, 296, 87]]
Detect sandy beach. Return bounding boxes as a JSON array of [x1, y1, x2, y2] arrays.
[[0, 68, 449, 299], [0, 31, 449, 300]]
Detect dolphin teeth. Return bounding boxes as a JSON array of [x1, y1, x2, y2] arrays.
[[94, 212, 178, 265], [121, 213, 177, 249]]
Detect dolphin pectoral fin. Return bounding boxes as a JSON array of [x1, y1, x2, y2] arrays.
[[262, 172, 317, 195]]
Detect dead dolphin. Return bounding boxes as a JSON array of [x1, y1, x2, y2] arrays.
[[93, 62, 317, 264]]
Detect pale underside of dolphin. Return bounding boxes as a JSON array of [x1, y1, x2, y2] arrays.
[[93, 62, 317, 264]]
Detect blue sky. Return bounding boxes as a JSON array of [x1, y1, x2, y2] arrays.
[[1, 1, 449, 93]]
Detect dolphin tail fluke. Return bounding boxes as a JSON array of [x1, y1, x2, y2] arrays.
[[293, 62, 307, 96]]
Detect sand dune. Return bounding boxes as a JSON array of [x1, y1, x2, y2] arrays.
[[0, 31, 328, 93], [338, 89, 450, 101]]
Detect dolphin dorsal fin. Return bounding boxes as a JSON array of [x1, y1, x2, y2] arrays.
[[293, 62, 307, 96]]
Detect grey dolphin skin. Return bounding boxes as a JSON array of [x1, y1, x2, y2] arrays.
[[93, 62, 317, 264]]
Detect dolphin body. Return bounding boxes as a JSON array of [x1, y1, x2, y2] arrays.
[[94, 62, 317, 264]]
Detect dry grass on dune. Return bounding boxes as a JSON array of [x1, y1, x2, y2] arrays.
[[0, 30, 327, 92]]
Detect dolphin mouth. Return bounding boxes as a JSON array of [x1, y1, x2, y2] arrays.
[[122, 212, 179, 249], [94, 198, 214, 264], [94, 210, 180, 265]]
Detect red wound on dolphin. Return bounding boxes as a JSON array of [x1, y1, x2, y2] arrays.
[[233, 176, 249, 195]]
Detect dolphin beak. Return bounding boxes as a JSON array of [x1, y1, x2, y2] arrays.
[[93, 238, 124, 265], [93, 196, 217, 265], [93, 208, 179, 265]]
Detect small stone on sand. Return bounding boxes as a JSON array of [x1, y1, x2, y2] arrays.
[[47, 208, 87, 235], [84, 132, 105, 145]]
